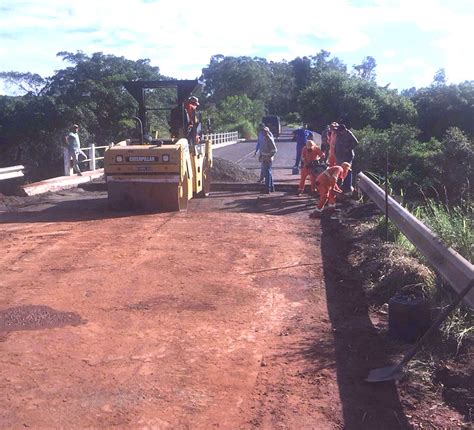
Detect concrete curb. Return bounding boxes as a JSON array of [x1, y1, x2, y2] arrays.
[[21, 170, 104, 196]]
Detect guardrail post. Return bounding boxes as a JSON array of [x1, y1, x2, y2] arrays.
[[63, 147, 72, 176], [89, 143, 96, 171]]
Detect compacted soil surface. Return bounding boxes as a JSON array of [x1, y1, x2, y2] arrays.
[[0, 188, 467, 429]]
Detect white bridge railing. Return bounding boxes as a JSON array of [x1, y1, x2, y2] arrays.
[[62, 132, 239, 176], [204, 131, 239, 146], [63, 144, 108, 176], [0, 165, 25, 181]]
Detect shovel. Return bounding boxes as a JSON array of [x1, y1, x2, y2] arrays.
[[366, 280, 473, 383]]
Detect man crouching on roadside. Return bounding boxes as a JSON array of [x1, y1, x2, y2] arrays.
[[309, 162, 351, 218]]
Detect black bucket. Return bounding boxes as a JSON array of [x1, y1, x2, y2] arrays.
[[388, 294, 431, 342]]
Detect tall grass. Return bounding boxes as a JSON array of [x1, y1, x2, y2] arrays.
[[413, 200, 472, 263], [376, 197, 473, 348], [370, 172, 472, 262], [414, 200, 473, 348]]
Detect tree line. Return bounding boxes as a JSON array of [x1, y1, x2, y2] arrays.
[[0, 50, 472, 203]]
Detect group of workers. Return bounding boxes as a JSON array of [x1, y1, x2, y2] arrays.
[[256, 121, 358, 218], [299, 121, 358, 218], [67, 98, 357, 219]]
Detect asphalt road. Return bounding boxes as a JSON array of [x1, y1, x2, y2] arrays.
[[214, 127, 300, 183]]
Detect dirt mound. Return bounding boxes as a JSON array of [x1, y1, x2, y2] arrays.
[[211, 157, 259, 183], [0, 192, 58, 212], [357, 239, 434, 304], [344, 210, 435, 304], [0, 193, 28, 211]]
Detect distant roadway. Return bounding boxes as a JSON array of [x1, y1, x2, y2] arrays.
[[214, 127, 298, 182]]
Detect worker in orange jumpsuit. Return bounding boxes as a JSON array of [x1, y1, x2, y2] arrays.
[[326, 122, 339, 167], [298, 140, 325, 195], [309, 162, 351, 218]]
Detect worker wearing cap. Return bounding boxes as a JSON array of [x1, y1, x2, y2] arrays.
[[309, 162, 351, 218], [64, 124, 86, 176], [254, 123, 270, 183], [334, 123, 358, 195], [297, 140, 325, 195], [260, 127, 278, 194], [184, 96, 200, 145]]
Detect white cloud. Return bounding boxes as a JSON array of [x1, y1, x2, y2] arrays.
[[377, 58, 437, 88], [382, 50, 397, 58], [0, 0, 473, 93]]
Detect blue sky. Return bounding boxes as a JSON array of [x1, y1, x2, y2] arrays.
[[0, 0, 473, 95]]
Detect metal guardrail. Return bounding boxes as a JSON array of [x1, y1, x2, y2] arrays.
[[358, 172, 474, 308], [0, 165, 24, 181]]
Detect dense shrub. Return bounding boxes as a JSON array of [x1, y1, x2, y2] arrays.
[[353, 125, 473, 204]]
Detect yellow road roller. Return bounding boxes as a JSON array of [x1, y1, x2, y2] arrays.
[[104, 80, 212, 211]]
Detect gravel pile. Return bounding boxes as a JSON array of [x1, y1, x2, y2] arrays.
[[211, 157, 259, 183]]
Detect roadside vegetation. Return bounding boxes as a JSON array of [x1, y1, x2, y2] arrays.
[[380, 198, 473, 346], [341, 198, 472, 422]]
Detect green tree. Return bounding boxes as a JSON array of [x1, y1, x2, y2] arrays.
[[430, 127, 473, 204], [201, 56, 272, 105], [298, 70, 380, 130], [267, 61, 296, 116], [432, 68, 447, 87], [46, 51, 163, 143], [354, 124, 443, 197], [0, 72, 47, 96], [310, 50, 347, 78], [289, 56, 312, 94], [207, 95, 265, 139], [377, 88, 417, 129], [298, 69, 416, 132], [0, 51, 164, 179], [352, 56, 377, 81], [412, 81, 474, 140]]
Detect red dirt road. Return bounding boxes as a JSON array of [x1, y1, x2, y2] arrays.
[[1, 190, 464, 429], [1, 190, 343, 429]]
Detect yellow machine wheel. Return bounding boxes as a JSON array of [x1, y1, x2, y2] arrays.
[[198, 156, 211, 198], [108, 173, 189, 212], [159, 173, 189, 212]]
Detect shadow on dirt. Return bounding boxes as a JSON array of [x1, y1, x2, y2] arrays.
[[222, 192, 315, 217], [0, 194, 183, 224], [434, 366, 473, 423], [0, 196, 152, 223], [320, 214, 411, 430]]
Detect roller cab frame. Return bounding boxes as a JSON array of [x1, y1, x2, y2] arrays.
[[104, 80, 212, 212]]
